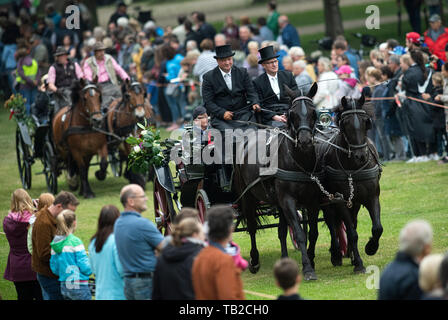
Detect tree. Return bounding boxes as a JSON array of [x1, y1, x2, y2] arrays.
[[323, 0, 344, 39]]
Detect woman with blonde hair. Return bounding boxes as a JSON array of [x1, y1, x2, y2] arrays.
[[152, 217, 205, 299], [50, 209, 92, 300], [419, 253, 444, 299], [313, 57, 339, 109], [3, 188, 42, 300], [27, 193, 55, 254]]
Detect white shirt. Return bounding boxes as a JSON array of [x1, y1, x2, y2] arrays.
[[268, 73, 280, 100], [219, 68, 232, 90]]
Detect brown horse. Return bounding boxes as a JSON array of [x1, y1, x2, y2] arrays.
[[52, 78, 108, 198], [107, 79, 153, 188]]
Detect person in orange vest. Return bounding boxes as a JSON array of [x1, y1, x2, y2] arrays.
[[423, 14, 448, 62]]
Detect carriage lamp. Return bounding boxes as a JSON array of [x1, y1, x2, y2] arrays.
[[317, 108, 332, 128]]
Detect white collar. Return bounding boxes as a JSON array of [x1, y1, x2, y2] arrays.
[[267, 72, 278, 80], [219, 67, 231, 78]]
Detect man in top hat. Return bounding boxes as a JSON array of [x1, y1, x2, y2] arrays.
[[253, 45, 298, 127], [47, 46, 84, 113], [424, 14, 448, 62], [201, 44, 260, 132], [83, 41, 130, 113]]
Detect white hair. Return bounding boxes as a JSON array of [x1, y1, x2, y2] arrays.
[[144, 20, 155, 31], [293, 60, 307, 69], [117, 17, 129, 28], [86, 37, 96, 48], [379, 42, 388, 50], [186, 40, 198, 50], [289, 46, 305, 58], [280, 44, 289, 52], [399, 220, 433, 258]]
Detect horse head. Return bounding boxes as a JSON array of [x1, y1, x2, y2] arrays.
[[284, 82, 318, 150], [336, 94, 372, 165], [122, 78, 146, 119], [73, 78, 103, 128]]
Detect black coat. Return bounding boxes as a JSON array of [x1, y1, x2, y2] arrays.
[[202, 65, 259, 130], [402, 65, 435, 142], [252, 70, 298, 124], [378, 251, 423, 300], [152, 241, 204, 300]]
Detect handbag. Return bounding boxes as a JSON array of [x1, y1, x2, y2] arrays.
[[166, 83, 180, 97]]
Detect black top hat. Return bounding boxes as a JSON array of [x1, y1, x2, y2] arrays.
[[258, 45, 280, 64], [214, 45, 235, 59], [54, 46, 68, 57]]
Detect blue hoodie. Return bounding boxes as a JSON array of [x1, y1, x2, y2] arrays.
[[50, 234, 92, 284]]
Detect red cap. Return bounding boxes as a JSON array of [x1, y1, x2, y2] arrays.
[[406, 32, 421, 44]]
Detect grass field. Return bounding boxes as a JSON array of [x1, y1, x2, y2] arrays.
[[1, 100, 447, 300]]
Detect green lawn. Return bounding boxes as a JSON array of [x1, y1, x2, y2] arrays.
[[212, 0, 400, 33], [1, 98, 448, 300]]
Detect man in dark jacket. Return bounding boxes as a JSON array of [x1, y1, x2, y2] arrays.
[[253, 45, 298, 127], [378, 220, 433, 300], [201, 44, 260, 131]]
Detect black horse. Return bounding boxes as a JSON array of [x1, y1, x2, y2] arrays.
[[319, 95, 383, 273], [233, 83, 324, 280]]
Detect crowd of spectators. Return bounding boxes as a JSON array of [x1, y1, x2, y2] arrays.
[[1, 1, 448, 162], [3, 187, 448, 301]]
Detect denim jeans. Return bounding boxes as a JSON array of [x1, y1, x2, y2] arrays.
[[124, 276, 153, 300], [18, 88, 37, 115], [60, 283, 92, 300], [164, 87, 186, 122], [36, 273, 63, 300]]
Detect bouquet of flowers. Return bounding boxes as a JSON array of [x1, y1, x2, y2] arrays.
[[126, 122, 164, 173], [4, 93, 35, 131]]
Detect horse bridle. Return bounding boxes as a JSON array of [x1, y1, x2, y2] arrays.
[[338, 100, 370, 158], [126, 82, 145, 110], [287, 96, 316, 146], [80, 84, 103, 121]]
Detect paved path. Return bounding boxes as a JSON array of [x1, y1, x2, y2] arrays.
[[97, 0, 393, 29]]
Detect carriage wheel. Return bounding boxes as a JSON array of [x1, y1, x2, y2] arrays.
[[42, 140, 58, 194], [16, 128, 32, 189], [153, 176, 176, 236], [108, 151, 122, 177], [195, 189, 210, 224]]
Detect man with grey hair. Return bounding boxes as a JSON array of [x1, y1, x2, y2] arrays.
[[378, 219, 433, 300], [114, 184, 164, 300], [292, 60, 312, 94]]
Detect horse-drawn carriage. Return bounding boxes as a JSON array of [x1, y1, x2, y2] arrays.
[[142, 83, 383, 280], [13, 77, 152, 198], [13, 92, 59, 194]]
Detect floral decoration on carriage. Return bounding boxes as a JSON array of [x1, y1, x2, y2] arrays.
[[4, 93, 35, 132], [126, 122, 165, 173]]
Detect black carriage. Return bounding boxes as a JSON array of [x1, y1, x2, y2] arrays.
[[152, 124, 303, 251], [15, 99, 59, 194]]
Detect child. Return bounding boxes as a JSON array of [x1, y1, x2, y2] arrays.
[[28, 193, 55, 254], [335, 65, 361, 101], [50, 209, 92, 300], [273, 257, 304, 300]]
